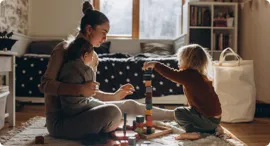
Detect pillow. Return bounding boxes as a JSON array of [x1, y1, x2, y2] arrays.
[[27, 40, 62, 55], [140, 42, 174, 55], [94, 41, 111, 54]]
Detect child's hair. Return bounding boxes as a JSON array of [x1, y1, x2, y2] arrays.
[[177, 44, 212, 76], [65, 38, 93, 61]]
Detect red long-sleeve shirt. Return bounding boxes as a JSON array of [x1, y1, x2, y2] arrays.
[[154, 63, 221, 118]]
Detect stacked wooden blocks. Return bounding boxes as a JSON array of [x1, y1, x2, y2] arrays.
[[144, 69, 155, 134], [134, 115, 144, 134]]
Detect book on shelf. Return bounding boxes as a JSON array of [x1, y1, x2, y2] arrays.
[[213, 33, 232, 50], [190, 29, 211, 50], [190, 6, 211, 26]]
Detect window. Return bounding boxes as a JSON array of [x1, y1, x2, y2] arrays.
[[100, 0, 133, 37], [93, 0, 182, 39], [140, 0, 182, 39]]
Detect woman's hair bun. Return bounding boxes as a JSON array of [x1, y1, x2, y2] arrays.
[[82, 1, 94, 14]]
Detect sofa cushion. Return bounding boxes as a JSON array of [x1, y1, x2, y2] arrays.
[[140, 42, 174, 55], [94, 41, 111, 54], [27, 40, 62, 55]]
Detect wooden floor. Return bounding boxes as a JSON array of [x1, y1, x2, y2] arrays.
[[0, 105, 270, 146]]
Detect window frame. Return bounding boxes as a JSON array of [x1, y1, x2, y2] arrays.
[[92, 0, 184, 39], [93, 0, 139, 39]]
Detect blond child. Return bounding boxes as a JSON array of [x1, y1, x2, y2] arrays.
[[143, 44, 222, 140]]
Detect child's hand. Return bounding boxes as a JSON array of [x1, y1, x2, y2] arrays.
[[120, 83, 135, 91], [82, 81, 100, 96], [114, 84, 135, 100], [142, 62, 158, 70]]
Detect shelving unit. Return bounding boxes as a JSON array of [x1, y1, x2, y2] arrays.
[[0, 51, 17, 127], [183, 1, 238, 60]]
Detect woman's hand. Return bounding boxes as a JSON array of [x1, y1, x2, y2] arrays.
[[142, 61, 158, 70], [82, 81, 100, 97], [114, 83, 135, 100]]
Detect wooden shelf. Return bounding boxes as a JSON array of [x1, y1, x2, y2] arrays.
[[0, 51, 18, 56], [189, 2, 238, 6], [184, 1, 238, 60], [213, 27, 234, 30], [0, 52, 16, 127], [189, 26, 211, 29], [211, 50, 223, 52]]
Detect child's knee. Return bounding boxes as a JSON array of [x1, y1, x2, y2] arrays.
[[174, 107, 189, 120], [123, 99, 138, 106], [106, 104, 122, 120], [103, 104, 122, 132]]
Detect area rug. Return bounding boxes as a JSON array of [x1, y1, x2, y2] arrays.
[[0, 116, 245, 146]]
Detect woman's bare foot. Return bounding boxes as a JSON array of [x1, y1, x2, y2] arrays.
[[175, 132, 201, 140], [215, 125, 232, 139], [215, 125, 224, 136]]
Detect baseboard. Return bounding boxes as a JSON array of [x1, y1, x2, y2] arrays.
[[256, 100, 270, 104], [16, 97, 44, 103]]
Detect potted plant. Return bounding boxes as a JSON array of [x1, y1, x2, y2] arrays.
[[226, 11, 234, 27], [0, 31, 17, 51]]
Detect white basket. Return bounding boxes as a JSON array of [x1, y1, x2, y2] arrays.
[[0, 91, 9, 130]]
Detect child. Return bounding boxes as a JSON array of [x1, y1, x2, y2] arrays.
[[142, 44, 223, 140], [58, 38, 104, 117]]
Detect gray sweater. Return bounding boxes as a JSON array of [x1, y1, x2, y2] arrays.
[[58, 59, 103, 116]]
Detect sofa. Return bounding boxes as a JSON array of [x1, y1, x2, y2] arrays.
[[15, 35, 188, 104]]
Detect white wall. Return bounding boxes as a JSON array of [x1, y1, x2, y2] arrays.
[[239, 2, 270, 103], [28, 0, 83, 37]]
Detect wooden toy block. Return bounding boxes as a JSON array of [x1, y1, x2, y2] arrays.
[[136, 115, 144, 123], [143, 74, 151, 80], [123, 112, 127, 135], [113, 130, 140, 141], [139, 125, 173, 140], [113, 140, 121, 146], [136, 122, 144, 128], [143, 140, 151, 144], [128, 136, 136, 146], [120, 140, 129, 146], [145, 92, 152, 97], [145, 110, 152, 115], [146, 120, 153, 127], [145, 69, 152, 74], [144, 80, 152, 86], [145, 98, 152, 104], [132, 120, 136, 130], [94, 139, 120, 146], [143, 127, 155, 134], [146, 115, 152, 121], [146, 127, 153, 134], [146, 86, 152, 92], [135, 127, 144, 134], [35, 136, 44, 144], [146, 104, 152, 110]]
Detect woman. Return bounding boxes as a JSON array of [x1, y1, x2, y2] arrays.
[[40, 1, 174, 140]]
